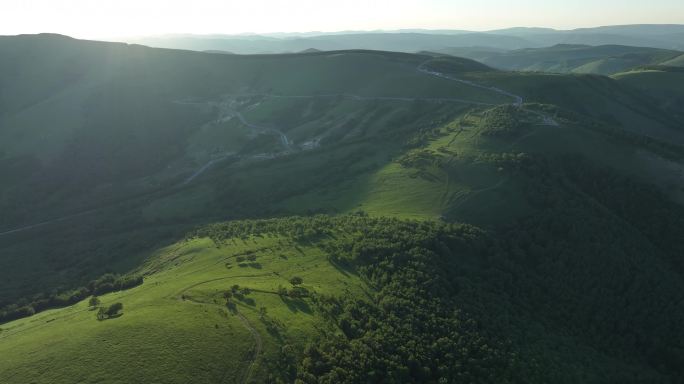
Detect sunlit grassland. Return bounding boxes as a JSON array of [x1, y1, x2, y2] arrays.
[[0, 236, 366, 384]]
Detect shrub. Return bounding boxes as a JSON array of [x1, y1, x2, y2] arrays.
[[96, 302, 124, 321], [88, 296, 101, 308], [106, 303, 123, 316]]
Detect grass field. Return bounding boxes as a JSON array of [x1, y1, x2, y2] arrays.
[[0, 235, 365, 383]]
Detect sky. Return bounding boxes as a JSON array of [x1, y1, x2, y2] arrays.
[[1, 0, 683, 39]]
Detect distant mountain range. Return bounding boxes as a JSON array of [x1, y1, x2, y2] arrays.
[[124, 24, 684, 54]]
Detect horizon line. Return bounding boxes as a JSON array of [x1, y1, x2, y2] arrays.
[[3, 22, 684, 41]]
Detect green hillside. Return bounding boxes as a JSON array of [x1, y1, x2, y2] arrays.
[[613, 66, 684, 122], [0, 224, 366, 383], [3, 35, 684, 383], [441, 44, 682, 75], [660, 53, 684, 66]]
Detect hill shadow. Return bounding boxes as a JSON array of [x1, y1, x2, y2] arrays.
[[280, 296, 312, 314]]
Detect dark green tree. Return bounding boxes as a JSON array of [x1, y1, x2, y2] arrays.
[[96, 307, 107, 321], [88, 296, 100, 308], [105, 303, 123, 317]]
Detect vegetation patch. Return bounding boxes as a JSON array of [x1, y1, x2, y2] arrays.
[[0, 274, 142, 324], [479, 105, 528, 137]]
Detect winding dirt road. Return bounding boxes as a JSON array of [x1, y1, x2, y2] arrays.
[[233, 111, 291, 149], [0, 62, 556, 237], [182, 155, 235, 185], [174, 275, 269, 384], [0, 208, 100, 237], [417, 65, 522, 106]]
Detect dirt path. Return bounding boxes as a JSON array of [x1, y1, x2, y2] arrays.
[[178, 295, 263, 384], [169, 273, 273, 300], [175, 277, 266, 384], [417, 64, 523, 106], [233, 111, 291, 150], [417, 62, 560, 126], [0, 208, 100, 237], [182, 155, 234, 185], [235, 311, 262, 384]]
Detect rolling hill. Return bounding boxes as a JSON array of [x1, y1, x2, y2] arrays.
[[2, 34, 684, 383], [126, 24, 684, 54], [613, 65, 684, 121], [438, 44, 683, 75], [129, 32, 533, 54], [660, 52, 684, 66]]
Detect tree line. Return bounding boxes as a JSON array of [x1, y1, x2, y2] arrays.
[[0, 273, 142, 324]]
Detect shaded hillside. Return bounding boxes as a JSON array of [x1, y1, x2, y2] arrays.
[[660, 53, 684, 66], [0, 34, 504, 302], [436, 44, 682, 75], [613, 66, 684, 122]]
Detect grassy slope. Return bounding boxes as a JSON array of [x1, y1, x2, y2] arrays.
[[660, 53, 684, 66], [0, 235, 365, 383], [613, 67, 684, 123], [454, 44, 682, 75]]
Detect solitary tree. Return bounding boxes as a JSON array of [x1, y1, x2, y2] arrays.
[[89, 296, 101, 308], [106, 302, 124, 317], [289, 276, 303, 287], [277, 285, 288, 297], [96, 307, 107, 321]]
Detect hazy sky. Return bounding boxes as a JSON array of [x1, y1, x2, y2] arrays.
[[1, 0, 683, 39]]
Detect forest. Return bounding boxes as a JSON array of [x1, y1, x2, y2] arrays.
[[196, 152, 684, 383]]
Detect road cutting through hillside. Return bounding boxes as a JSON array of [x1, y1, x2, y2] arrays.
[[417, 63, 524, 106], [0, 64, 553, 237], [417, 61, 561, 213], [233, 111, 291, 149]]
